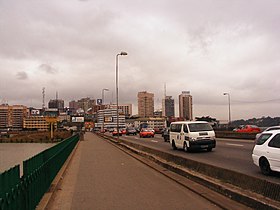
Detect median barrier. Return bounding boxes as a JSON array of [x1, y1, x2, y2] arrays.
[[215, 131, 257, 140], [97, 132, 280, 209]]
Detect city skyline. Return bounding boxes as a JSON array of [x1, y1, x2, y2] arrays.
[[0, 1, 280, 121]]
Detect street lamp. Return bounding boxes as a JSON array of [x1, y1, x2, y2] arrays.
[[223, 92, 231, 127], [102, 88, 109, 132], [116, 51, 128, 140]]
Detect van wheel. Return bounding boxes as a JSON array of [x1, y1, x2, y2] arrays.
[[172, 140, 177, 150], [259, 157, 271, 175], [183, 142, 189, 152], [207, 148, 212, 152]]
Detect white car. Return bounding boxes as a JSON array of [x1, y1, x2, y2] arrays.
[[255, 126, 280, 140], [252, 130, 280, 175]]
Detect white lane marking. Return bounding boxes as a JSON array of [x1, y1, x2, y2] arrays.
[[151, 140, 158, 143], [226, 143, 244, 147]]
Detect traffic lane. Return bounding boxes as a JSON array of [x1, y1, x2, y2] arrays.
[[119, 134, 280, 184], [71, 133, 221, 210]]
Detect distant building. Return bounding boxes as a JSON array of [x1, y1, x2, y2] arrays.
[[69, 98, 96, 114], [96, 108, 125, 129], [77, 97, 96, 113], [48, 99, 64, 113], [154, 110, 163, 117], [138, 91, 154, 118], [69, 100, 79, 114], [162, 96, 175, 117], [23, 116, 51, 131], [126, 117, 166, 132], [179, 91, 193, 120], [0, 104, 28, 130], [109, 104, 132, 118]]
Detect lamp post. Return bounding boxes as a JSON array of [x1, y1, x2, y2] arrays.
[[102, 88, 109, 132], [116, 51, 128, 140], [223, 92, 231, 127]]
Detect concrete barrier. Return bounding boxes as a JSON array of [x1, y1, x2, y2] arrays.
[[215, 131, 258, 140]]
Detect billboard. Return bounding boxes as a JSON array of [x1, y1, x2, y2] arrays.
[[72, 116, 84, 123], [97, 99, 102, 105]]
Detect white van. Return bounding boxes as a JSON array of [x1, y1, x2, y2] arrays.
[[170, 121, 216, 152]]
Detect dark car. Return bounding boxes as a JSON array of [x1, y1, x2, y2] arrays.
[[126, 128, 137, 135], [162, 128, 170, 142]]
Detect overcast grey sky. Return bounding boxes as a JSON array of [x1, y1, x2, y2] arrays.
[[0, 0, 279, 121]]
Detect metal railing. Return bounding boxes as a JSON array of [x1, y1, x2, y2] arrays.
[[0, 134, 79, 210]]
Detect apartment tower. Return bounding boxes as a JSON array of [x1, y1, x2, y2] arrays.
[[162, 96, 175, 117], [138, 91, 154, 117], [179, 91, 193, 120]]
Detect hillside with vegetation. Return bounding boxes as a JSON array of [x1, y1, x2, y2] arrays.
[[231, 116, 280, 127]]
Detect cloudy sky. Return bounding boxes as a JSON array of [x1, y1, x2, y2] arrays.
[[0, 0, 279, 121]]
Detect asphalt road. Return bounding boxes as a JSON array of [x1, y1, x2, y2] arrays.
[[49, 133, 225, 210], [117, 134, 280, 184]]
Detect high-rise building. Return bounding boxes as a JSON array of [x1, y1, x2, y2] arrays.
[[162, 96, 175, 117], [179, 91, 193, 120], [138, 91, 154, 117], [48, 99, 64, 113], [0, 104, 28, 130]]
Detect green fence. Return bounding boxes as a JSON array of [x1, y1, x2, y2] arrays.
[[0, 134, 80, 210]]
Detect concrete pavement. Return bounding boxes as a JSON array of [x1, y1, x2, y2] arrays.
[[46, 132, 224, 210]]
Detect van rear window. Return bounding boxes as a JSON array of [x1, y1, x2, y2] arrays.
[[188, 123, 213, 132]]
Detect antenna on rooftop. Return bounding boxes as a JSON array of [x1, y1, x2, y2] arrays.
[[42, 87, 45, 109], [164, 82, 166, 98]]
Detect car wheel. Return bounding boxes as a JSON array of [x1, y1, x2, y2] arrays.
[[207, 147, 212, 152], [172, 140, 177, 150], [259, 157, 271, 175], [183, 142, 189, 152]]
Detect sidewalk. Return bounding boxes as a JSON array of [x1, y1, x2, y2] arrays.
[[47, 132, 221, 210]]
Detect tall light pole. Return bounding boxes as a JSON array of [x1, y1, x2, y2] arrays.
[[116, 51, 128, 140], [223, 93, 231, 127], [102, 88, 109, 132]]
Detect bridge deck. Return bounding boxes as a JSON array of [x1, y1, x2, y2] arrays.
[[44, 132, 248, 210]]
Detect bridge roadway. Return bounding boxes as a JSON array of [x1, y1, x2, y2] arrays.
[[120, 133, 280, 184], [46, 132, 250, 210]]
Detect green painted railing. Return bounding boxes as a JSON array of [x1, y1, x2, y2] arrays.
[[0, 134, 79, 210]]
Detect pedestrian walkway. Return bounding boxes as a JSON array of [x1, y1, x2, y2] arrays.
[[47, 132, 221, 210]]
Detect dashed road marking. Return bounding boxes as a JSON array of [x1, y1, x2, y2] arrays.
[[151, 140, 158, 143], [226, 143, 244, 147]]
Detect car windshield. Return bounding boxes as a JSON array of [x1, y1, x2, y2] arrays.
[[256, 133, 272, 145], [188, 123, 213, 132]]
